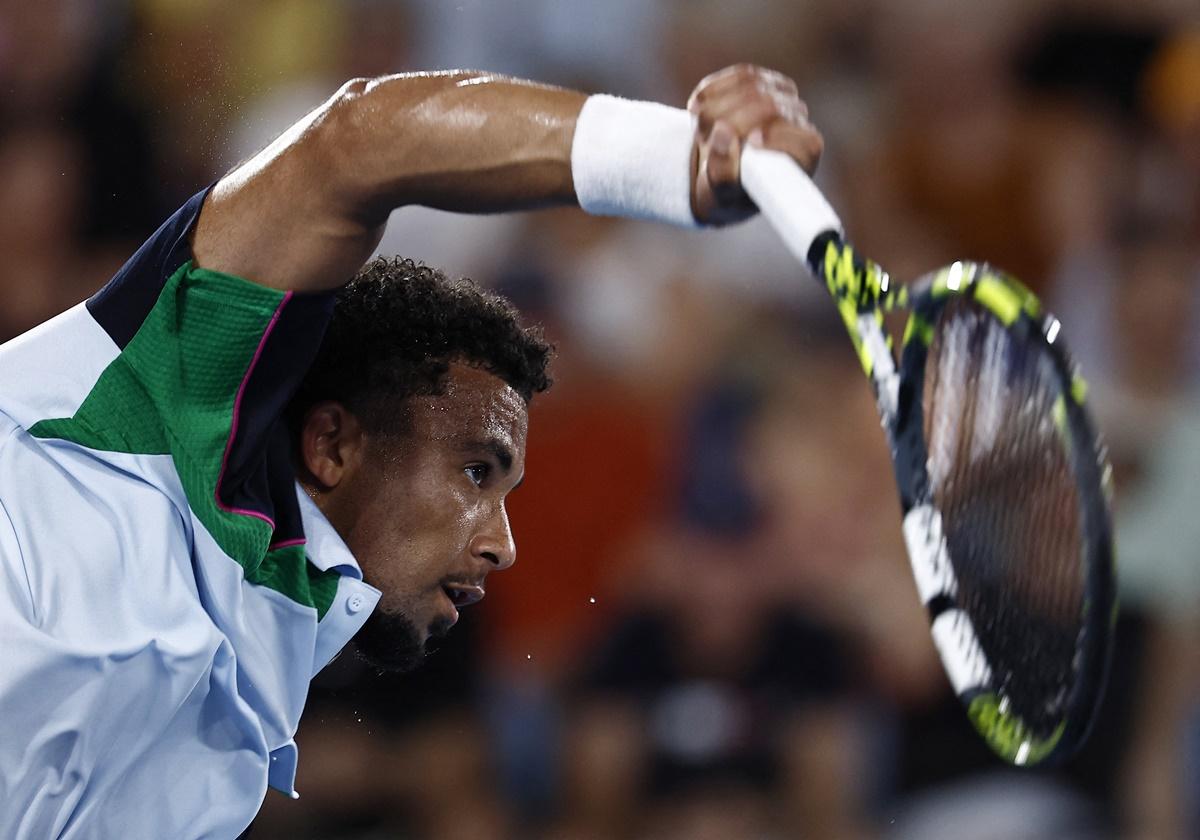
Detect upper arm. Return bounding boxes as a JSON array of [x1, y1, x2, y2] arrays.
[[4, 193, 334, 562], [193, 79, 386, 293], [192, 71, 583, 292]]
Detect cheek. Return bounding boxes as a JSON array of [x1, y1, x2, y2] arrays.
[[353, 479, 475, 597]]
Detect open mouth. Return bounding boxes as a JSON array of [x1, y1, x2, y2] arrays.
[[441, 582, 486, 610]]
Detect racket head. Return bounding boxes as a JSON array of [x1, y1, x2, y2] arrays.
[[891, 261, 1116, 767]]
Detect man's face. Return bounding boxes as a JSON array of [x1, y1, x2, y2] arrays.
[[320, 363, 529, 671]]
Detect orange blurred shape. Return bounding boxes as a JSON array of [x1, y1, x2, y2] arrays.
[[480, 381, 675, 674], [1143, 29, 1200, 135]]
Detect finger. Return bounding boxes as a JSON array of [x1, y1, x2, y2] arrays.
[[769, 84, 807, 121], [705, 120, 743, 206], [687, 63, 759, 111], [755, 119, 825, 176], [689, 64, 799, 111], [694, 87, 809, 135], [753, 70, 801, 103], [696, 95, 790, 141]]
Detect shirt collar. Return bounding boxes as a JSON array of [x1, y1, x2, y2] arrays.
[[294, 482, 362, 579]]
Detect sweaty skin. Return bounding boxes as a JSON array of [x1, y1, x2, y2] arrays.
[[297, 363, 527, 669], [191, 65, 821, 665], [192, 66, 822, 293]]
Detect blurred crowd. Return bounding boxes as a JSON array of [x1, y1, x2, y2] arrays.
[[2, 0, 1199, 838]]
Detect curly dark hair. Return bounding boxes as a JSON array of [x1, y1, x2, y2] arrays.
[[289, 256, 552, 438]]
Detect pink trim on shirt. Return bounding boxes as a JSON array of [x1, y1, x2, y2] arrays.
[[268, 537, 307, 551], [213, 290, 294, 531]]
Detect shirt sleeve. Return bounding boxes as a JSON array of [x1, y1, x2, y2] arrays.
[[6, 189, 338, 610]]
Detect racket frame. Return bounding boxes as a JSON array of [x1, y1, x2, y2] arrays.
[[741, 147, 1116, 766]]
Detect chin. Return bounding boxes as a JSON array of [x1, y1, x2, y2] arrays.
[[352, 607, 453, 673]]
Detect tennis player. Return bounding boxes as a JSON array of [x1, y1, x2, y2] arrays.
[[0, 65, 820, 837]]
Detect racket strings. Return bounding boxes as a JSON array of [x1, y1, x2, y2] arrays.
[[924, 297, 1085, 737]]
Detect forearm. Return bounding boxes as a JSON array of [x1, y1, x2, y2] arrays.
[[333, 72, 583, 216], [192, 65, 823, 294], [194, 71, 585, 292]]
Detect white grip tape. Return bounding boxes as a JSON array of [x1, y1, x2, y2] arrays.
[[570, 95, 698, 228], [739, 144, 842, 264]]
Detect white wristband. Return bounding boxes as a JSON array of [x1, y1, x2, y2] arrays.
[[570, 94, 699, 228]]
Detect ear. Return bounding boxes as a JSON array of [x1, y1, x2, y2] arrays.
[[298, 401, 367, 491]]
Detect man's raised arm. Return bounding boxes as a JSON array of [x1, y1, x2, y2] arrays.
[[193, 66, 822, 292]]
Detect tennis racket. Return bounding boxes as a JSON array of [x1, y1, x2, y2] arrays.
[[739, 146, 1115, 766]]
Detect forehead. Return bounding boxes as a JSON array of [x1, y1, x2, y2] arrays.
[[407, 363, 529, 451]]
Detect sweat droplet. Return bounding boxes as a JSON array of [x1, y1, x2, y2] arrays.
[[526, 654, 532, 660], [588, 597, 596, 604]]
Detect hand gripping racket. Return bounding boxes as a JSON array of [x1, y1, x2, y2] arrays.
[[739, 146, 1116, 766]]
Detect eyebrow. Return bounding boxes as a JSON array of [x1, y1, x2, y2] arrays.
[[465, 438, 514, 473]]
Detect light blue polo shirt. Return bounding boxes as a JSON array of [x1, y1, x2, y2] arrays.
[[0, 190, 380, 838]]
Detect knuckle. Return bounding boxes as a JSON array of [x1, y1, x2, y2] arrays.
[[747, 96, 782, 126], [728, 63, 762, 89], [692, 68, 730, 100], [693, 72, 719, 96], [712, 65, 745, 87], [757, 67, 785, 86], [775, 97, 808, 127]]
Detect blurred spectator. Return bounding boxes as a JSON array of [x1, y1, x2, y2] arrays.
[[0, 0, 100, 118], [5, 2, 1200, 838], [885, 775, 1108, 840], [1076, 216, 1200, 837], [0, 125, 85, 338], [538, 328, 880, 840]]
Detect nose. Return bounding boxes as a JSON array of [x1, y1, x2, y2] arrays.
[[470, 503, 516, 571]]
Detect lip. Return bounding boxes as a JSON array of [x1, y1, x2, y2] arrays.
[[442, 582, 486, 609], [438, 586, 460, 626], [439, 582, 486, 627]]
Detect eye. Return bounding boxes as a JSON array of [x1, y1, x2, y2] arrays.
[[465, 463, 490, 486]]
